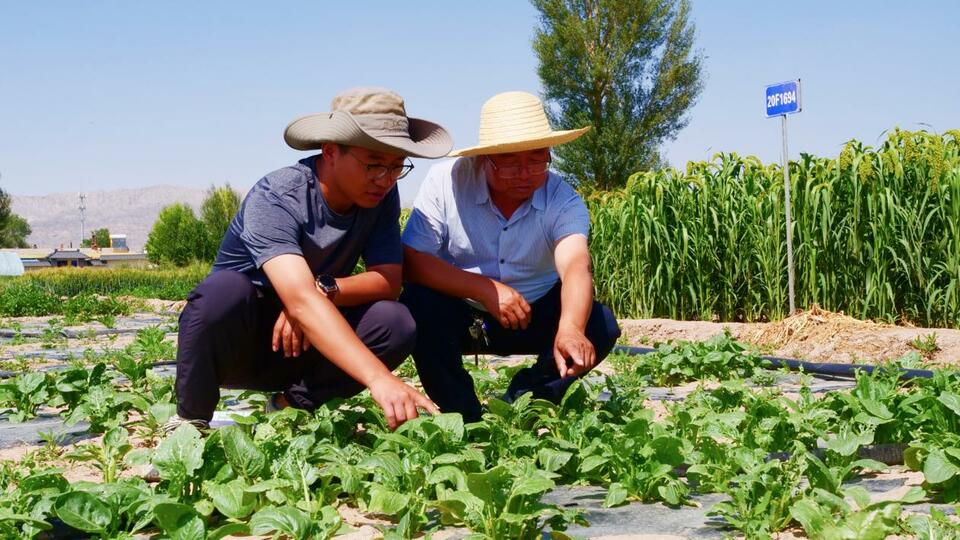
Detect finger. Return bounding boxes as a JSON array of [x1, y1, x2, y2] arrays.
[[404, 399, 418, 423], [519, 299, 532, 327], [301, 334, 311, 353], [290, 327, 301, 357], [519, 297, 532, 316], [514, 305, 530, 330], [554, 346, 569, 377], [566, 354, 585, 376], [574, 342, 593, 374], [571, 348, 589, 376], [395, 400, 414, 427], [383, 403, 398, 431], [415, 393, 440, 415], [502, 309, 519, 330], [391, 400, 407, 426], [570, 346, 585, 367], [282, 326, 294, 357], [512, 304, 528, 329], [272, 315, 285, 352], [511, 313, 522, 330], [584, 342, 596, 368]]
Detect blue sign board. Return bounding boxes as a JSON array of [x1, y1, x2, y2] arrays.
[[765, 80, 802, 117]]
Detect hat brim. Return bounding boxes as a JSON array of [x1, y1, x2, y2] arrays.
[[449, 126, 590, 157], [284, 110, 453, 159]]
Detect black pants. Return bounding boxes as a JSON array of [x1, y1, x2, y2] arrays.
[[400, 281, 621, 422], [175, 270, 416, 421]]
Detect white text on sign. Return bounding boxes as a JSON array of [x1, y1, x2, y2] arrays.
[[767, 90, 798, 109]]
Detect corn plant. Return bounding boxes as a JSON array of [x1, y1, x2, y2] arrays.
[[587, 129, 960, 327]]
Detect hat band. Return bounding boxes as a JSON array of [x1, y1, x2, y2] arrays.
[[354, 114, 410, 137]]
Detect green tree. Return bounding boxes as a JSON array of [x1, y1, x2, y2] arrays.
[[82, 228, 111, 249], [0, 215, 31, 248], [199, 184, 241, 261], [532, 0, 704, 190], [144, 203, 205, 266], [0, 187, 31, 248]]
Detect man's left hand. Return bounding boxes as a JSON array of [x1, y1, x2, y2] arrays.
[[553, 325, 596, 378], [272, 310, 311, 358]]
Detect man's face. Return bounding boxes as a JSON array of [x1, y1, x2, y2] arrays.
[[482, 148, 551, 205], [329, 145, 408, 208]]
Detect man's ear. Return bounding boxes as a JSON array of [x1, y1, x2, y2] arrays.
[[321, 142, 341, 162]]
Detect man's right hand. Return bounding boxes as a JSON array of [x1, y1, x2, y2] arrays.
[[367, 373, 440, 430], [481, 280, 532, 330]]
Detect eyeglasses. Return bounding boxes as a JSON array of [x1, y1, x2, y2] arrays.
[[347, 150, 415, 181], [486, 154, 552, 179]]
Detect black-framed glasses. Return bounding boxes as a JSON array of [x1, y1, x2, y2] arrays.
[[486, 153, 552, 179], [347, 150, 414, 181]]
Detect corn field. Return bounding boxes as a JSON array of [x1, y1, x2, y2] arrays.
[[588, 129, 960, 327]]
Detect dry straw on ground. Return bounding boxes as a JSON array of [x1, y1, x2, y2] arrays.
[[747, 304, 885, 351]]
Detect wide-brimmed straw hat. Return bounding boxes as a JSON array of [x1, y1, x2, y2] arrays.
[[284, 87, 453, 159], [449, 91, 590, 157]]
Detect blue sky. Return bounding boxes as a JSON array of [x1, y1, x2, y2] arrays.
[[2, 1, 958, 205]]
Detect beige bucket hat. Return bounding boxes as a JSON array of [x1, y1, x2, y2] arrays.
[[284, 87, 453, 158], [450, 91, 590, 157]]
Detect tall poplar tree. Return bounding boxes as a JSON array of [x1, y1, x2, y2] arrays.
[[532, 0, 704, 190]]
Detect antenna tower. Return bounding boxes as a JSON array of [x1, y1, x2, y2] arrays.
[[79, 193, 87, 246]]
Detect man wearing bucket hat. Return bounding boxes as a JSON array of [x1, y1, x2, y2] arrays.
[[169, 87, 450, 433], [401, 91, 621, 422]]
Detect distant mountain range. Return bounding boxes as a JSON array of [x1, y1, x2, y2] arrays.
[[10, 182, 418, 251], [11, 185, 231, 251]]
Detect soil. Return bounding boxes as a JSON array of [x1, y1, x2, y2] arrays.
[[619, 305, 960, 367], [2, 304, 957, 538]]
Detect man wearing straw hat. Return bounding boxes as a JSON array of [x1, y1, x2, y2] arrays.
[[401, 91, 621, 422], [169, 87, 448, 433]]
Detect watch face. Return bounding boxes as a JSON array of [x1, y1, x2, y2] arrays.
[[317, 275, 337, 290]]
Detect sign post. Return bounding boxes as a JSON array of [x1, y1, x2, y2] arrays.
[[765, 79, 802, 315]]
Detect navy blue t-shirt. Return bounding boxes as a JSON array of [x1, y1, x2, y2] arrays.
[[213, 154, 402, 287]]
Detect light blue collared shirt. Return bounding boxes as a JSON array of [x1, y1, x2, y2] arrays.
[[402, 157, 590, 305]]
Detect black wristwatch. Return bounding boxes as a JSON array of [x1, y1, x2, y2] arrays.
[[315, 274, 339, 300]]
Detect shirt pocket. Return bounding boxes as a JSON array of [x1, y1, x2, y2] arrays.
[[442, 216, 480, 265]]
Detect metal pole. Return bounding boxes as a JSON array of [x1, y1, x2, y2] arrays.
[[79, 193, 87, 247], [781, 115, 796, 315]]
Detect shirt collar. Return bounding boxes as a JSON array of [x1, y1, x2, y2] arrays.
[[472, 159, 491, 205], [531, 174, 549, 211]]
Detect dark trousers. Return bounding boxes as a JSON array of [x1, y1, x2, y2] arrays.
[[400, 281, 621, 422], [175, 270, 416, 421]]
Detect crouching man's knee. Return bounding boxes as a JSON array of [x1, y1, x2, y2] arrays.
[[359, 300, 417, 370], [589, 302, 621, 359]]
